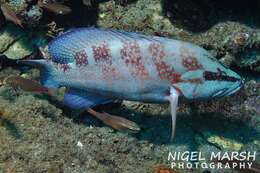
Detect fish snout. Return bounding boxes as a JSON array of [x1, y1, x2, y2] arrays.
[[211, 79, 243, 98], [225, 79, 244, 96]]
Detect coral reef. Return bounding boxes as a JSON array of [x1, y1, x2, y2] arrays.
[[0, 24, 47, 60], [21, 5, 43, 26], [98, 0, 260, 72], [0, 0, 259, 172]]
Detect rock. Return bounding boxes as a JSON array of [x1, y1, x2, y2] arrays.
[[222, 31, 260, 72], [0, 25, 23, 53], [223, 32, 253, 54], [7, 0, 28, 13], [21, 5, 43, 26], [206, 135, 243, 151], [238, 50, 260, 72], [0, 25, 47, 60], [3, 36, 34, 60], [219, 52, 235, 67]]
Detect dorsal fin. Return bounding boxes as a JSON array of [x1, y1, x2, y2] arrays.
[[48, 27, 164, 64]]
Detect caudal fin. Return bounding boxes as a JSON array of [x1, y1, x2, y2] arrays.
[[18, 59, 59, 88]]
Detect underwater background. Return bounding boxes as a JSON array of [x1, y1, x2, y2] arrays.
[[0, 0, 259, 172]]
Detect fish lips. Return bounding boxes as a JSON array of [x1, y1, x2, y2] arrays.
[[212, 80, 243, 98]]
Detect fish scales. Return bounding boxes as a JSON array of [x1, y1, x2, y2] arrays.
[[49, 29, 171, 101], [47, 28, 241, 102]]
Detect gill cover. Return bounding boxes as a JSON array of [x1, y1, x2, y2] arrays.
[[173, 62, 242, 100]]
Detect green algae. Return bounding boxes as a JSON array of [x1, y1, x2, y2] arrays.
[[206, 134, 243, 151]]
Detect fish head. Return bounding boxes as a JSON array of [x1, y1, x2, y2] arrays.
[[173, 53, 243, 100], [202, 65, 243, 98]]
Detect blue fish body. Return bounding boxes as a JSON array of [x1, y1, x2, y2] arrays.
[[20, 28, 243, 138], [43, 28, 241, 104]]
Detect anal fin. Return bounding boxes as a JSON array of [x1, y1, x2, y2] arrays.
[[63, 89, 140, 133]]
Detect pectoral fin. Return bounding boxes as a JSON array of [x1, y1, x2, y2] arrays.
[[166, 87, 179, 141], [63, 89, 112, 109], [63, 89, 140, 133]]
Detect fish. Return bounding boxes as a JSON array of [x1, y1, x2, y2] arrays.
[[37, 0, 72, 15], [19, 27, 243, 140], [0, 4, 23, 28], [1, 76, 57, 96]]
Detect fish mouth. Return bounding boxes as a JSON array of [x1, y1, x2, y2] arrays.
[[223, 79, 244, 96], [212, 79, 243, 98]]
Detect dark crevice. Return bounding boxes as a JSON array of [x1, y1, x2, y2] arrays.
[[161, 0, 260, 32]]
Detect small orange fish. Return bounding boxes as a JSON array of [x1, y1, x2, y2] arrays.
[[2, 76, 56, 96], [0, 4, 23, 28], [38, 0, 72, 15], [154, 165, 177, 173], [0, 110, 10, 127]]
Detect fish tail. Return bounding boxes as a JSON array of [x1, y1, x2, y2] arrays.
[[18, 60, 59, 88]]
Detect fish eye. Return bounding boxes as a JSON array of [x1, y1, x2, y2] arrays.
[[204, 70, 240, 82]]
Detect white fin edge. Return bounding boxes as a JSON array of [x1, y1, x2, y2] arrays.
[[166, 87, 179, 141]]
